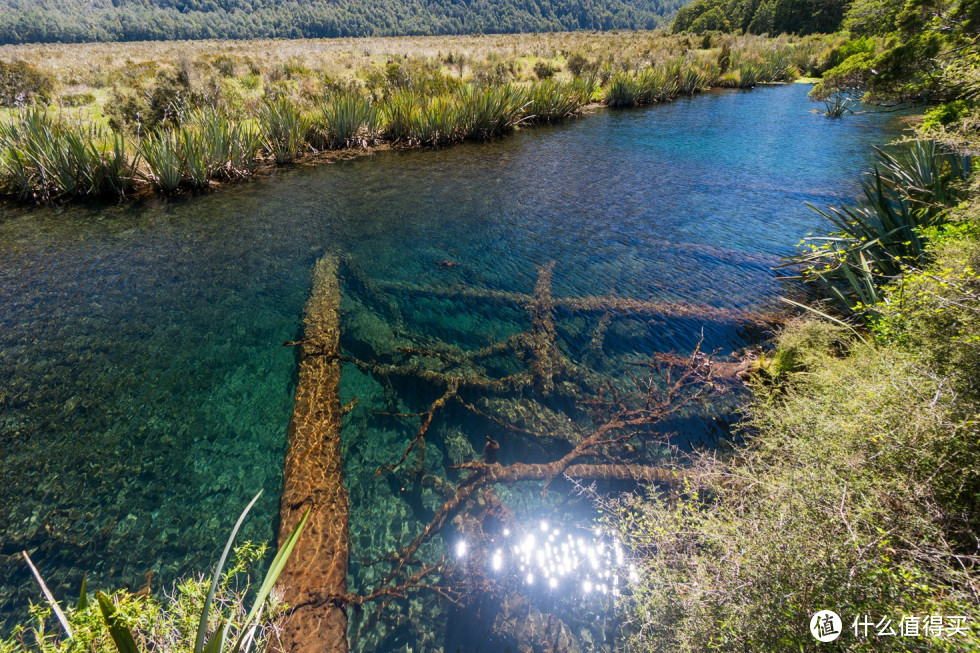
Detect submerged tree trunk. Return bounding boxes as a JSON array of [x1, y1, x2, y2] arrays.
[[276, 255, 350, 653]]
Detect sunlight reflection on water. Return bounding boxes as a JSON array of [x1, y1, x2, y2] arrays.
[[458, 521, 639, 599]]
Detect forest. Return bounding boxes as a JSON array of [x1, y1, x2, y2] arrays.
[[0, 0, 689, 45], [671, 0, 848, 35]]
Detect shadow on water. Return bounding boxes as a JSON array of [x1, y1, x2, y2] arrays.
[[0, 84, 907, 648]]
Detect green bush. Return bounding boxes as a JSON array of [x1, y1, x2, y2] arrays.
[[57, 92, 96, 108], [105, 68, 194, 132], [611, 318, 980, 651], [533, 60, 558, 80], [0, 60, 55, 107], [921, 100, 974, 131]]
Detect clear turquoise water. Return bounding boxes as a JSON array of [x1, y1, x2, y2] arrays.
[[0, 85, 903, 648]]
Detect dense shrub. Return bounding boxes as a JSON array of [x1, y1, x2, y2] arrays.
[[612, 314, 980, 650], [58, 92, 96, 107], [0, 60, 55, 107], [533, 60, 558, 80]]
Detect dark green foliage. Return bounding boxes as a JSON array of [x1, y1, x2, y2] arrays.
[[532, 60, 558, 80], [672, 0, 848, 35], [815, 0, 979, 101], [0, 60, 54, 106], [689, 6, 731, 32], [0, 0, 689, 45]]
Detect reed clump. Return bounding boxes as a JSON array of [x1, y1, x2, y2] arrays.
[[523, 79, 587, 122], [260, 96, 306, 164], [0, 108, 137, 200], [308, 92, 378, 149]]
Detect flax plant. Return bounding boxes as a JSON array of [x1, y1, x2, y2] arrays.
[[789, 140, 972, 316], [310, 92, 377, 149], [522, 79, 585, 122], [140, 129, 185, 194], [259, 97, 305, 164]]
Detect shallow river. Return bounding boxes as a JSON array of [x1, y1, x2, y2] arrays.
[[0, 84, 902, 649]]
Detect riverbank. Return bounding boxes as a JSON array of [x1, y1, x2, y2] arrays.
[[610, 127, 980, 652], [0, 31, 850, 204]]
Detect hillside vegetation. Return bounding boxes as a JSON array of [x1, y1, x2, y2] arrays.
[[617, 0, 980, 647], [672, 0, 847, 35], [0, 0, 690, 45]]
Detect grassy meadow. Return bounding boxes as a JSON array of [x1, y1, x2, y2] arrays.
[[0, 31, 851, 202]]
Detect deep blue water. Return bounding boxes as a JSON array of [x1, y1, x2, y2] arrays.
[[0, 84, 904, 649]]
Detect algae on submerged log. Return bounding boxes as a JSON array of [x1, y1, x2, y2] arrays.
[[276, 255, 350, 653]]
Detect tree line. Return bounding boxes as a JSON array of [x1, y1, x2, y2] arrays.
[[0, 0, 689, 44], [671, 0, 848, 35]]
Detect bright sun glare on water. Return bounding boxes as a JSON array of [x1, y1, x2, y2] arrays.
[[455, 521, 640, 599]]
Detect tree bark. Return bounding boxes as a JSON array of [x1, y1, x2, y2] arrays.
[[276, 255, 350, 653]]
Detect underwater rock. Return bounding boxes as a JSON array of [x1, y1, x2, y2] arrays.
[[493, 593, 583, 653]]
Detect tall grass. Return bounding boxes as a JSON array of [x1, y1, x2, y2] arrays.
[[637, 66, 679, 103], [309, 92, 377, 149], [380, 85, 526, 145], [669, 61, 713, 95], [522, 79, 585, 122], [260, 97, 305, 164], [139, 129, 185, 194], [604, 67, 679, 108], [736, 59, 766, 88], [381, 90, 421, 143], [605, 72, 641, 108], [181, 110, 261, 184], [456, 84, 527, 140], [417, 96, 462, 144], [0, 108, 138, 200]]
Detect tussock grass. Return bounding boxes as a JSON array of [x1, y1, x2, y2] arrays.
[[0, 32, 818, 202], [522, 79, 586, 122], [139, 129, 184, 194], [309, 92, 377, 149], [0, 108, 137, 200], [260, 97, 305, 164]]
